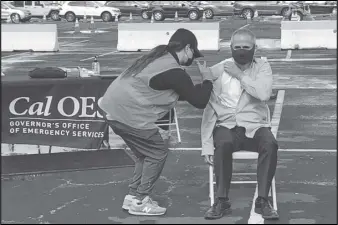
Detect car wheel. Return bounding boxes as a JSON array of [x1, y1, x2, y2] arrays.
[[10, 13, 20, 24], [242, 8, 254, 19], [188, 10, 199, 20], [141, 10, 149, 19], [101, 12, 112, 22], [153, 11, 164, 21], [65, 12, 76, 22], [50, 10, 60, 21], [204, 9, 214, 19], [281, 7, 290, 17], [288, 11, 303, 21]]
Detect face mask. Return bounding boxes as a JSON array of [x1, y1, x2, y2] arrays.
[[183, 48, 194, 66], [231, 46, 255, 65]]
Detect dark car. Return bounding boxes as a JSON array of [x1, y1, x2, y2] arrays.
[[233, 1, 293, 19], [190, 1, 234, 19], [144, 1, 204, 21], [307, 1, 337, 15], [105, 1, 149, 17]]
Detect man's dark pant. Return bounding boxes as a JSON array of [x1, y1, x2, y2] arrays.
[[107, 120, 169, 200], [213, 126, 278, 199]]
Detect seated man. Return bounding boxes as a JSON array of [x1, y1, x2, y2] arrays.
[[201, 28, 279, 220]]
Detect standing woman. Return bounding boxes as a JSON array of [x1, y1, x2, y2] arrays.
[[99, 28, 219, 216]]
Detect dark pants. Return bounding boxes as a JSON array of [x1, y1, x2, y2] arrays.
[[107, 120, 169, 200], [213, 126, 278, 199]]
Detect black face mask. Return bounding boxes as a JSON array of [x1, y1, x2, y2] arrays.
[[184, 57, 194, 66], [231, 46, 255, 65]]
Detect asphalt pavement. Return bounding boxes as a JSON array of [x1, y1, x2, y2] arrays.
[[1, 16, 337, 224]]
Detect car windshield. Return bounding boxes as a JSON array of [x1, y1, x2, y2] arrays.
[[94, 1, 105, 7], [4, 2, 16, 9]]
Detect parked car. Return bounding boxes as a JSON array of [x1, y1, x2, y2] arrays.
[[11, 1, 61, 21], [1, 2, 31, 23], [307, 1, 337, 14], [233, 1, 293, 19], [59, 1, 121, 22], [144, 1, 204, 21], [190, 1, 234, 19], [104, 1, 148, 17]]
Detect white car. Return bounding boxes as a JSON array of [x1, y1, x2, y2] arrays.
[[1, 2, 31, 23], [59, 1, 121, 22], [10, 1, 61, 21]]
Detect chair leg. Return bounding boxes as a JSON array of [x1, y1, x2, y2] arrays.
[[209, 165, 214, 206], [271, 177, 277, 211]]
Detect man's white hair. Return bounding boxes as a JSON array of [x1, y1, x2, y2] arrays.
[[230, 28, 256, 45]]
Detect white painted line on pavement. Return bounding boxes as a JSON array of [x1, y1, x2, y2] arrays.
[[1, 52, 29, 59], [60, 40, 89, 47], [239, 24, 250, 30], [286, 50, 292, 59], [80, 50, 119, 62], [165, 148, 337, 152], [268, 58, 336, 62]]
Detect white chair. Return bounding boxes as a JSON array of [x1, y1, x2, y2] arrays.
[[208, 90, 286, 211], [208, 152, 277, 211], [156, 107, 181, 143]]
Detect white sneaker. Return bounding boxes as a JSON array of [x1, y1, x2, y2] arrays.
[[122, 194, 158, 210], [128, 196, 166, 216]]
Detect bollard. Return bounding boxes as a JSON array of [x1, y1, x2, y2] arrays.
[[89, 16, 95, 33], [115, 14, 119, 22], [175, 11, 178, 21], [150, 14, 154, 23], [254, 10, 258, 18], [129, 12, 133, 21], [74, 18, 80, 34], [43, 14, 47, 21], [1, 71, 5, 76]]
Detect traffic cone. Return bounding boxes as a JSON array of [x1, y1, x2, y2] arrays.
[[1, 71, 5, 76], [89, 16, 95, 33], [115, 14, 118, 22], [175, 11, 178, 21], [150, 14, 154, 23], [129, 12, 133, 21], [74, 18, 80, 34], [83, 12, 87, 23], [43, 14, 47, 21], [254, 10, 258, 18], [202, 11, 206, 21]]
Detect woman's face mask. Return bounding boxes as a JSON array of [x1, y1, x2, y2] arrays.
[[231, 45, 255, 65], [183, 47, 194, 66]]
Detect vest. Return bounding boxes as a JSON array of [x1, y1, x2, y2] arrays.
[[99, 53, 181, 130]]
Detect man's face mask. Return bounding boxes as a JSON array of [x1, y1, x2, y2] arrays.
[[231, 44, 255, 65], [183, 47, 194, 66]]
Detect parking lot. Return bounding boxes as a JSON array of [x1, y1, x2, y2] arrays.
[[1, 14, 337, 224]]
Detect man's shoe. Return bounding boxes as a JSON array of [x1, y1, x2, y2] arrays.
[[128, 196, 166, 216], [255, 197, 279, 220], [122, 194, 158, 210], [204, 198, 231, 220]]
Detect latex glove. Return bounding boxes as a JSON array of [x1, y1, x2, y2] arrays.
[[204, 155, 214, 165]]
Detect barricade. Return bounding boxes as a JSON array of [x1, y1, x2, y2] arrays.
[[281, 20, 337, 50], [117, 22, 220, 51], [1, 24, 59, 52]]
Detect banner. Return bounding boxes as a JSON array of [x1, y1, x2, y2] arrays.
[[1, 77, 116, 149]]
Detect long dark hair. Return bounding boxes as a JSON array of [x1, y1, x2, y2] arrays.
[[120, 42, 184, 78]]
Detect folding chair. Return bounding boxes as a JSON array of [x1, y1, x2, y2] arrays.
[[155, 107, 181, 143], [208, 152, 277, 211]]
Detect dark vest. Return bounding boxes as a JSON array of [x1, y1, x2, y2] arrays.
[[99, 53, 181, 130]]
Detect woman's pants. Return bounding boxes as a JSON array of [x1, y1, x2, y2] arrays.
[[107, 120, 169, 200]]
